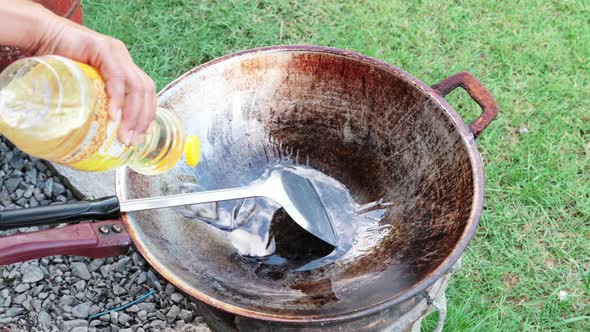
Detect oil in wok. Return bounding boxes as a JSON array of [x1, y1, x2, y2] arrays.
[[176, 164, 391, 272]]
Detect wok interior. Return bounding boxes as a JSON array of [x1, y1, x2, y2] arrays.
[[122, 49, 475, 318]]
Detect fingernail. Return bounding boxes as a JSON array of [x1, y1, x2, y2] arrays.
[[123, 130, 134, 146], [113, 108, 122, 123], [132, 133, 145, 147]]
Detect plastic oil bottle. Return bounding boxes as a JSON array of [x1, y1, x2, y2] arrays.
[[0, 55, 200, 175]]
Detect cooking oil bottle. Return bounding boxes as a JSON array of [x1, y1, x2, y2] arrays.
[[0, 55, 200, 175]]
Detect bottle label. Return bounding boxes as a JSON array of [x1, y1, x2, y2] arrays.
[[58, 61, 111, 166]]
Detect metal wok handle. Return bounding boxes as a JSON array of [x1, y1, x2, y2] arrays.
[[431, 72, 498, 138], [0, 220, 131, 266]]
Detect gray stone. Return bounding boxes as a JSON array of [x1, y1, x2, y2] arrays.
[[137, 310, 148, 321], [7, 266, 19, 279], [118, 313, 132, 325], [165, 283, 175, 295], [6, 307, 25, 317], [60, 295, 75, 306], [131, 252, 145, 267], [116, 257, 131, 273], [36, 160, 47, 172], [71, 303, 91, 318], [21, 265, 44, 283], [13, 293, 26, 305], [0, 317, 16, 324], [88, 258, 104, 272], [2, 296, 11, 307], [25, 169, 37, 184], [138, 303, 156, 312], [15, 283, 30, 293], [28, 196, 39, 207], [89, 305, 101, 316], [171, 292, 184, 303], [34, 192, 44, 201], [113, 284, 126, 296], [71, 262, 92, 280], [31, 299, 43, 311], [126, 305, 139, 313], [0, 186, 10, 201], [53, 182, 66, 196], [23, 298, 33, 311], [128, 286, 141, 297], [137, 272, 147, 285], [71, 327, 89, 332], [147, 270, 162, 291], [23, 187, 33, 198], [43, 177, 54, 197], [100, 265, 112, 278], [179, 309, 193, 323], [10, 157, 24, 170], [38, 310, 52, 326], [156, 311, 166, 321], [62, 319, 89, 331], [110, 311, 118, 324], [166, 305, 180, 321], [119, 329, 133, 332], [32, 284, 45, 296], [74, 280, 86, 292], [42, 298, 53, 310], [5, 178, 21, 193], [47, 163, 115, 199], [151, 320, 166, 329], [90, 320, 102, 327]]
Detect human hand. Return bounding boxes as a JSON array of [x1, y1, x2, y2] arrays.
[[1, 1, 156, 145]]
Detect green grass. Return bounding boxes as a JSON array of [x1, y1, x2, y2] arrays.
[[82, 0, 589, 330]]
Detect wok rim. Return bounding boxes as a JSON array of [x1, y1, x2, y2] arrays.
[[116, 44, 485, 323]]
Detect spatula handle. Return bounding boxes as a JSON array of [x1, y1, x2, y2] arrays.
[[0, 196, 121, 230]]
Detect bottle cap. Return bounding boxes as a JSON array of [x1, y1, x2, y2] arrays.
[[184, 135, 201, 167]]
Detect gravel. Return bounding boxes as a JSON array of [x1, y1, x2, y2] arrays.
[[166, 305, 180, 321], [14, 284, 30, 293], [71, 303, 91, 318], [61, 319, 88, 331], [0, 138, 210, 331], [70, 262, 91, 281], [21, 265, 44, 283], [171, 292, 184, 303], [38, 310, 52, 326]]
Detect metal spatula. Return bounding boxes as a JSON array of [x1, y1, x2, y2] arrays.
[[0, 168, 338, 246]]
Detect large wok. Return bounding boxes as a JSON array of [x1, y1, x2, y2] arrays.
[[0, 45, 497, 330]]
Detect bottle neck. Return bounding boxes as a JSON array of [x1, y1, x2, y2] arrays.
[[126, 107, 186, 175]]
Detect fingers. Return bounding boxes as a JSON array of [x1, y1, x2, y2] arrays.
[[105, 76, 124, 123], [132, 69, 157, 145], [27, 17, 157, 146], [98, 39, 156, 145]]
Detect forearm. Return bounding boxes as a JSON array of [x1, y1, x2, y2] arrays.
[[0, 1, 54, 52]]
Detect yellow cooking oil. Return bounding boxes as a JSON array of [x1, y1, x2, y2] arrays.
[[0, 55, 200, 175]]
